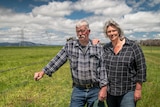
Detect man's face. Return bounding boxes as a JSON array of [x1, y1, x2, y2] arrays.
[[76, 25, 90, 42]]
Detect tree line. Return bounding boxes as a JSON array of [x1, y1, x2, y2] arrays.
[[140, 39, 160, 46]]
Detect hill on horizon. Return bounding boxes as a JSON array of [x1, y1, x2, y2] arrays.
[[0, 41, 45, 46]]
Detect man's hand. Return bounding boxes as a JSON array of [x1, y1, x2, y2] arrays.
[[34, 71, 45, 81], [98, 86, 107, 101]]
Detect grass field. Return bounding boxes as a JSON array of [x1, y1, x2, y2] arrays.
[[0, 46, 160, 107]]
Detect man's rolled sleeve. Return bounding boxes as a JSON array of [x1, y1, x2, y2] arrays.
[[43, 47, 68, 77]]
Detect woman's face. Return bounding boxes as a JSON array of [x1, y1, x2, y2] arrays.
[[106, 25, 119, 41]]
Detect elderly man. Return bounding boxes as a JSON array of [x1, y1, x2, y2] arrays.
[[34, 20, 108, 107]]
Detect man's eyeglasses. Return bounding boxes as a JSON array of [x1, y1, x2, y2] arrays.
[[76, 29, 88, 33]]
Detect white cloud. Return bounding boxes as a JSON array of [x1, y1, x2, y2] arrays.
[[99, 3, 132, 17], [124, 29, 133, 35], [32, 1, 73, 17], [126, 0, 146, 8], [143, 35, 147, 38], [122, 11, 160, 32], [154, 33, 160, 39], [73, 0, 115, 11], [129, 35, 136, 39], [73, 0, 132, 17]]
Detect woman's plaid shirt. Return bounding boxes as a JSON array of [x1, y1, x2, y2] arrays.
[[103, 38, 147, 96], [43, 39, 108, 88]]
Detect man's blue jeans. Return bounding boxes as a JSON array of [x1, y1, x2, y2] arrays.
[[107, 91, 136, 107], [70, 87, 105, 107]]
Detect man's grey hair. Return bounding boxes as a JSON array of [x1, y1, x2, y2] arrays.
[[76, 20, 89, 29], [103, 19, 124, 40]]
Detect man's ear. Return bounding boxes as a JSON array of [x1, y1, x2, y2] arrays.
[[88, 29, 91, 33]]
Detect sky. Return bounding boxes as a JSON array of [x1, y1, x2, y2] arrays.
[[0, 0, 160, 45]]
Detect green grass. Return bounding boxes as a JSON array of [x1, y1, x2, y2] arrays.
[[0, 46, 72, 107], [137, 46, 160, 107], [0, 46, 160, 107]]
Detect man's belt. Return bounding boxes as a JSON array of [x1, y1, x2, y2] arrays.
[[73, 82, 99, 89]]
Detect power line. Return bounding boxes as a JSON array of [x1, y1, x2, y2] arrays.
[[19, 27, 25, 46]]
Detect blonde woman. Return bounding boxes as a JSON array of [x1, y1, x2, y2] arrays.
[[103, 20, 146, 107]]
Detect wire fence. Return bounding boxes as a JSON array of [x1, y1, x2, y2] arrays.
[[0, 59, 50, 73]]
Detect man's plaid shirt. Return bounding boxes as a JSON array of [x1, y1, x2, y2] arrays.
[[103, 38, 146, 96], [43, 39, 108, 88]]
